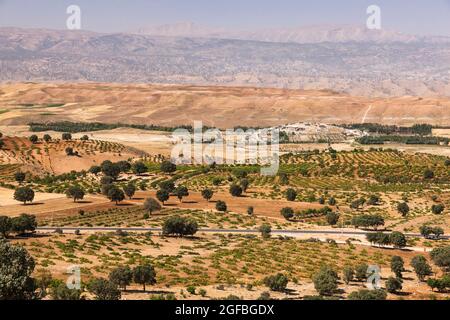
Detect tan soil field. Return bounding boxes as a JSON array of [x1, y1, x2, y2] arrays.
[[1, 83, 450, 128]]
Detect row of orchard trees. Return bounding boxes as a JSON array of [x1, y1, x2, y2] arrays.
[[0, 237, 158, 300], [261, 245, 450, 299]]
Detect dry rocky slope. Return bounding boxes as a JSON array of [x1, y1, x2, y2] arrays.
[[1, 83, 450, 128], [1, 27, 450, 97]]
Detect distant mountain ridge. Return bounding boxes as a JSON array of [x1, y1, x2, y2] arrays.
[[1, 26, 450, 96], [133, 22, 450, 44]]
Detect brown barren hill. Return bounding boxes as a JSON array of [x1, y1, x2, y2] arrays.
[[1, 83, 450, 127], [0, 136, 144, 175]]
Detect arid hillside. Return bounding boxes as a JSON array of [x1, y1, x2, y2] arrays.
[[1, 83, 450, 128], [0, 136, 144, 175]]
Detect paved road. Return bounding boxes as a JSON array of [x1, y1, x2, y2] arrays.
[[36, 226, 449, 239]]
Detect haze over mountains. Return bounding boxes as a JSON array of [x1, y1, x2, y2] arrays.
[[134, 22, 450, 44], [1, 24, 450, 97]]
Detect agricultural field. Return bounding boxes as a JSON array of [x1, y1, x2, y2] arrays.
[[1, 124, 450, 301]]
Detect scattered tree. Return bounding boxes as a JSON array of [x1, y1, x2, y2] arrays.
[[431, 204, 445, 215], [0, 216, 12, 238], [216, 201, 227, 212], [390, 256, 405, 279], [259, 224, 272, 239], [263, 273, 288, 292], [342, 266, 354, 284], [229, 184, 243, 197], [88, 278, 121, 300], [385, 277, 402, 294], [397, 202, 410, 216], [14, 171, 26, 184], [201, 189, 214, 202], [107, 187, 125, 205], [280, 207, 294, 220], [162, 216, 198, 237], [132, 161, 147, 175], [355, 264, 369, 282], [312, 266, 339, 296], [65, 185, 85, 202], [411, 255, 432, 281], [348, 289, 387, 300], [143, 198, 162, 214], [29, 135, 38, 144], [0, 239, 36, 299], [123, 183, 136, 199], [14, 186, 35, 205], [156, 189, 170, 205], [43, 134, 52, 143], [109, 266, 133, 291], [430, 246, 450, 271], [160, 161, 176, 174], [133, 264, 156, 292], [62, 133, 72, 140], [175, 185, 189, 202], [285, 188, 297, 201], [389, 231, 407, 249], [326, 212, 340, 226]]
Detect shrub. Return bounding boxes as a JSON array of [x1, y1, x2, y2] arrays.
[[326, 212, 339, 226], [133, 264, 156, 292], [87, 278, 121, 300], [201, 189, 214, 202], [143, 198, 162, 214], [386, 277, 402, 294], [156, 189, 170, 204], [312, 266, 339, 296], [390, 256, 405, 279], [430, 246, 450, 271], [229, 184, 243, 197], [411, 255, 432, 281], [280, 207, 294, 220], [109, 266, 133, 290], [216, 201, 227, 212], [285, 188, 297, 201], [348, 289, 387, 300], [162, 216, 198, 237], [160, 161, 176, 174], [263, 273, 289, 292], [259, 224, 272, 239], [13, 186, 35, 204], [431, 204, 445, 215]]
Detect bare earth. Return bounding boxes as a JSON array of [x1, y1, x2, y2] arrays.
[[1, 83, 450, 128]]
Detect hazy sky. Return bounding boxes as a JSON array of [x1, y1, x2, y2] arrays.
[[0, 0, 449, 36]]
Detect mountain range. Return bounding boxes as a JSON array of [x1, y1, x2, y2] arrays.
[[1, 24, 450, 96], [134, 22, 450, 44]]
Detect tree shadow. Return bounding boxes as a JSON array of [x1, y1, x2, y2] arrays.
[[23, 202, 44, 206], [181, 200, 198, 204], [394, 291, 412, 296], [125, 289, 173, 294], [115, 203, 134, 207], [75, 200, 92, 204]]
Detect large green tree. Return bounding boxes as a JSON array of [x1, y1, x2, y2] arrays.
[[312, 266, 339, 296], [0, 239, 36, 300], [14, 186, 35, 205], [133, 264, 156, 292], [109, 266, 133, 291], [66, 185, 85, 203]]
